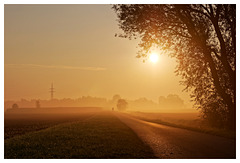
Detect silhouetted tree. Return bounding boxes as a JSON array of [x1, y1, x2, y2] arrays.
[[111, 94, 121, 107], [12, 103, 19, 109], [113, 4, 236, 130], [117, 99, 128, 111], [112, 94, 121, 102]]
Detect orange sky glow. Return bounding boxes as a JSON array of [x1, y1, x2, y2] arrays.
[[5, 4, 193, 107]]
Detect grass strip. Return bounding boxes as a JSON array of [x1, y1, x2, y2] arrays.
[[5, 112, 156, 159], [130, 115, 235, 140]]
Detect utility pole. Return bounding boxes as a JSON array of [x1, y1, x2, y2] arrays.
[[49, 83, 55, 100]]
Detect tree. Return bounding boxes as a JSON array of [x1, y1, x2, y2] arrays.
[[117, 99, 128, 111], [112, 94, 121, 103], [12, 103, 19, 109], [111, 94, 121, 107], [113, 4, 236, 130]]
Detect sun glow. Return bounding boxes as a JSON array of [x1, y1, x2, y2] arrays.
[[149, 53, 159, 63]]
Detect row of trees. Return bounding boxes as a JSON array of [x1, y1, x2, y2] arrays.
[[5, 96, 108, 109], [5, 94, 185, 111], [112, 94, 186, 112], [113, 4, 236, 130], [8, 95, 129, 112]]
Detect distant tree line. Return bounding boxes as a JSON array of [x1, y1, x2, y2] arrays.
[[5, 94, 187, 112]]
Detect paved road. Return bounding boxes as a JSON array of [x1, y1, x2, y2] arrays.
[[115, 113, 236, 159]]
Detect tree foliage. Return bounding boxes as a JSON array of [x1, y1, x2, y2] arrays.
[[112, 94, 121, 103], [113, 4, 236, 129], [117, 99, 128, 111]]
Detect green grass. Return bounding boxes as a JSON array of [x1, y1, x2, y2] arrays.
[[5, 112, 156, 159], [130, 114, 235, 139]]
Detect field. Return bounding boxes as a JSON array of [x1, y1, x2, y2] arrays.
[[128, 111, 235, 139], [5, 107, 101, 139], [5, 113, 95, 139], [5, 111, 156, 159], [5, 108, 235, 159]]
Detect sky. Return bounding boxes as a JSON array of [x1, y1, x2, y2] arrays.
[[4, 4, 193, 106]]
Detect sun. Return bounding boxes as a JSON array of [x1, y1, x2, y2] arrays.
[[149, 53, 159, 63]]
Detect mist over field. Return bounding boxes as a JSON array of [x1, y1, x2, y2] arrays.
[[4, 94, 200, 144], [5, 93, 194, 113]]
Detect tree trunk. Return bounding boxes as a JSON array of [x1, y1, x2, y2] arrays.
[[205, 50, 236, 130]]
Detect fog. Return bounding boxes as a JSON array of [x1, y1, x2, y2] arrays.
[[5, 94, 195, 114]]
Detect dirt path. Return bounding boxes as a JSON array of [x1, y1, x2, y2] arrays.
[[115, 112, 236, 159]]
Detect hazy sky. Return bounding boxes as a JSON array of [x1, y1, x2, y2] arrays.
[[4, 4, 193, 106]]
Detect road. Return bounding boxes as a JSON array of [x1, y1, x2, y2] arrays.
[[115, 112, 236, 159]]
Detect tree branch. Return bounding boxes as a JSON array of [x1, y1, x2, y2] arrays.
[[162, 28, 192, 39], [204, 50, 234, 110], [189, 8, 211, 19], [209, 4, 214, 17], [215, 5, 221, 21], [211, 16, 235, 79], [200, 4, 211, 15], [211, 48, 221, 60]]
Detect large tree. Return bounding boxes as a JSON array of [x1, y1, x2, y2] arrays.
[[117, 99, 128, 111], [113, 4, 236, 130]]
